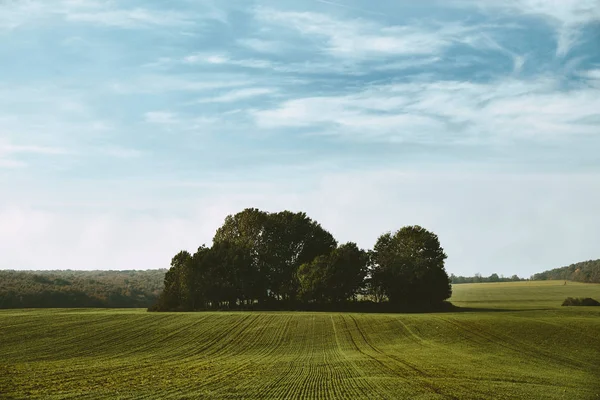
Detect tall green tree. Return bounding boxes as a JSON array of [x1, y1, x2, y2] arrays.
[[213, 208, 270, 302], [263, 211, 337, 301], [370, 226, 451, 307], [158, 250, 193, 310], [298, 242, 368, 303], [194, 241, 255, 309], [213, 209, 337, 302]]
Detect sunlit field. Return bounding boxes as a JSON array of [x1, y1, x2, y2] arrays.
[[1, 281, 599, 399]]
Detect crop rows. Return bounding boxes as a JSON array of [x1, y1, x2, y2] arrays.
[[1, 305, 599, 399]]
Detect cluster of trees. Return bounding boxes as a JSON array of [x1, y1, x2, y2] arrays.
[[532, 260, 600, 283], [450, 273, 525, 284], [151, 208, 452, 312], [0, 270, 166, 308]]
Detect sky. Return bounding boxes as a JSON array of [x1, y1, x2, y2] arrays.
[[1, 0, 599, 277]]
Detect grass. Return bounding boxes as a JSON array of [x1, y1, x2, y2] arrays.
[[1, 281, 599, 399], [451, 280, 600, 310]]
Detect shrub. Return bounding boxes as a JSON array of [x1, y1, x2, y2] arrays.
[[561, 297, 600, 306]]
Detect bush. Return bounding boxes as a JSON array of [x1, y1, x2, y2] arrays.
[[561, 297, 600, 306]]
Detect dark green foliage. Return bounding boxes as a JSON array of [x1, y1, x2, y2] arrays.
[[152, 210, 453, 312], [533, 259, 600, 283], [153, 252, 192, 311], [298, 242, 369, 304], [262, 210, 337, 301], [0, 270, 166, 308], [212, 208, 337, 303], [370, 226, 451, 307], [561, 297, 600, 306]]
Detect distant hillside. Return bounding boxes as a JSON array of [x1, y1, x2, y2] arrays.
[[0, 269, 166, 308], [532, 259, 600, 283]]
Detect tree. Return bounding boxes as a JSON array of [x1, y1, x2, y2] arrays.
[[214, 209, 337, 303], [152, 211, 455, 312], [213, 208, 271, 303], [298, 242, 369, 304], [195, 241, 255, 309], [297, 255, 329, 303], [370, 226, 451, 307], [263, 211, 337, 301], [157, 250, 193, 310]]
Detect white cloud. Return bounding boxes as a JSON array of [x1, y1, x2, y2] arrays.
[[0, 1, 48, 30], [182, 53, 275, 69], [253, 77, 600, 142], [0, 0, 198, 30], [174, 51, 363, 76], [0, 143, 69, 155], [374, 57, 442, 71], [238, 38, 282, 53], [143, 111, 220, 133], [581, 69, 600, 80], [513, 55, 526, 74], [255, 8, 493, 59], [144, 111, 178, 125], [0, 140, 70, 168], [0, 159, 27, 169], [110, 75, 253, 94], [456, 0, 600, 56], [64, 8, 192, 29], [195, 88, 277, 103], [100, 147, 144, 159]]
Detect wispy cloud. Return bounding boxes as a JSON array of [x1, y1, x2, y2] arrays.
[[581, 69, 600, 80], [254, 77, 600, 143], [238, 38, 283, 54], [144, 111, 179, 125], [374, 57, 441, 71], [0, 141, 70, 169], [2, 0, 599, 275], [255, 8, 499, 59], [0, 144, 69, 155], [183, 53, 274, 69], [99, 146, 144, 159], [1, 0, 202, 31], [0, 159, 27, 169], [456, 0, 600, 56], [143, 111, 219, 132], [64, 8, 193, 29], [158, 52, 361, 75], [110, 75, 253, 94], [195, 88, 277, 103]]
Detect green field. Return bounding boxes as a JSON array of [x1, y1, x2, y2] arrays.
[[1, 281, 599, 399]]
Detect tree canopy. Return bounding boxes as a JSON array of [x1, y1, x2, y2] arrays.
[[151, 209, 453, 312], [370, 226, 451, 307], [0, 269, 165, 308], [532, 259, 600, 283], [298, 242, 368, 304]]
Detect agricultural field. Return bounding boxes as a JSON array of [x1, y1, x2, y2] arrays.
[[1, 281, 599, 399]]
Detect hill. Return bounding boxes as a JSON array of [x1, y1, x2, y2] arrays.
[[1, 281, 599, 399], [451, 280, 600, 309], [532, 259, 600, 283], [0, 269, 166, 308]]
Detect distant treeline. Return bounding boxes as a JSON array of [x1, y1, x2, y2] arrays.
[[450, 273, 525, 284], [0, 269, 166, 308], [151, 208, 453, 312], [532, 259, 600, 283]]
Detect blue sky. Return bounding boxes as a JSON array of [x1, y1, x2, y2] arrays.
[[1, 0, 599, 276]]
